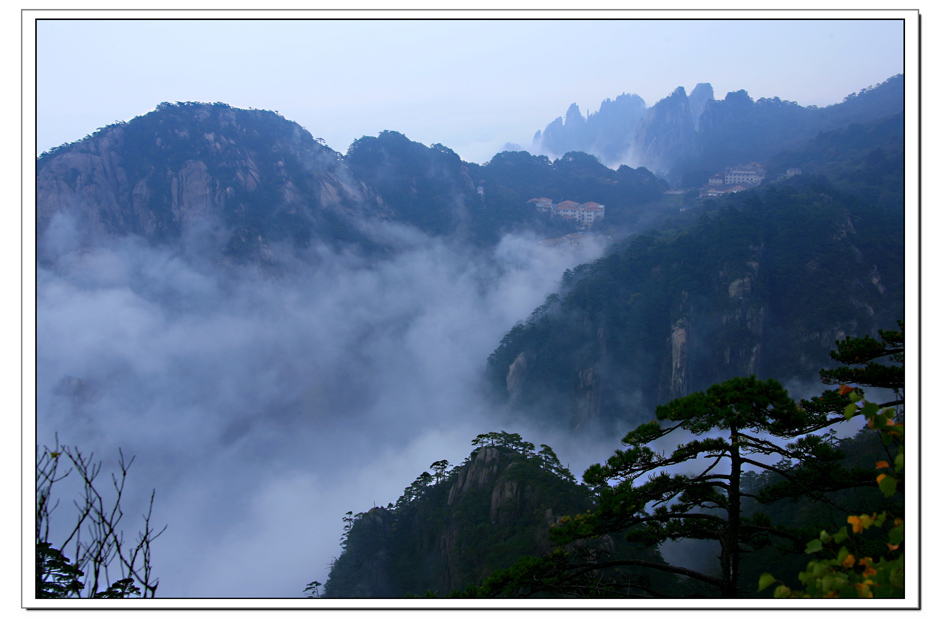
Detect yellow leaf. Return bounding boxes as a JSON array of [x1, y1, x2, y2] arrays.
[[839, 385, 854, 396], [875, 460, 890, 469], [842, 553, 856, 568], [876, 473, 887, 484], [887, 543, 900, 551], [848, 515, 863, 534]]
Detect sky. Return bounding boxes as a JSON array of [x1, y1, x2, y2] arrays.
[[24, 8, 922, 609], [35, 15, 906, 165]]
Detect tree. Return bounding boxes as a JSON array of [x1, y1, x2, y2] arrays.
[[761, 324, 905, 599], [35, 437, 165, 598], [548, 376, 857, 598], [303, 580, 322, 598], [761, 392, 904, 598], [430, 460, 450, 485], [800, 322, 904, 417]]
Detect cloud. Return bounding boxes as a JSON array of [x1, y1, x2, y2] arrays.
[[36, 220, 607, 597]]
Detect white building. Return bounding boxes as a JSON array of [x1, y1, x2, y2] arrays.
[[547, 199, 605, 226], [724, 165, 764, 186]]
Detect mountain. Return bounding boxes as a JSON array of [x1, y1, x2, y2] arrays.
[[534, 93, 648, 165], [37, 102, 673, 263], [532, 75, 903, 183], [344, 130, 483, 237], [626, 86, 698, 177], [37, 101, 391, 266], [688, 83, 715, 131], [344, 131, 671, 245], [484, 178, 904, 432], [323, 433, 675, 598], [764, 112, 904, 211]]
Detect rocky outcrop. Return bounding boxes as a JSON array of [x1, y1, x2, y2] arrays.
[[670, 317, 691, 398], [688, 83, 715, 131], [534, 93, 647, 165], [628, 87, 696, 175], [37, 102, 386, 264], [506, 353, 528, 403], [327, 442, 594, 597], [574, 366, 601, 431], [447, 446, 503, 505]]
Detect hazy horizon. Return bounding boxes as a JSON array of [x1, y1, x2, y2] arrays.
[[35, 17, 905, 165]]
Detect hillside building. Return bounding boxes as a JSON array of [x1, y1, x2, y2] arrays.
[[526, 197, 553, 212], [724, 164, 765, 186], [529, 198, 605, 226], [702, 162, 766, 197]]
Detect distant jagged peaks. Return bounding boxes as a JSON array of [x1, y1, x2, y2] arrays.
[[534, 92, 647, 165], [688, 83, 715, 131], [626, 85, 698, 176], [532, 76, 903, 182]]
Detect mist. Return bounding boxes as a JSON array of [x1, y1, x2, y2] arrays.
[[35, 215, 618, 598]]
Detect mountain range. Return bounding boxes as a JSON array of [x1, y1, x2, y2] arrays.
[[531, 74, 903, 184]]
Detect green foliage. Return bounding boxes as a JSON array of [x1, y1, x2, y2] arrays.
[[763, 401, 904, 599], [486, 182, 903, 430], [454, 547, 669, 599], [759, 325, 904, 599], [819, 323, 904, 397], [346, 131, 480, 237], [543, 361, 903, 599], [35, 541, 84, 598], [765, 112, 904, 212], [322, 433, 594, 598]]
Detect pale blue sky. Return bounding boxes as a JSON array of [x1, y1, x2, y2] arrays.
[[36, 17, 905, 166]]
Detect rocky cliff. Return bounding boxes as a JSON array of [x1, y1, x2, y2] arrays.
[[323, 439, 595, 597], [534, 93, 648, 165], [627, 86, 697, 176], [37, 102, 388, 265]]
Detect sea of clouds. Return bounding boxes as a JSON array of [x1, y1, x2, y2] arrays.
[[35, 214, 617, 598]]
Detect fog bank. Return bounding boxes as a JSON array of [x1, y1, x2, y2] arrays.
[[36, 223, 609, 598]]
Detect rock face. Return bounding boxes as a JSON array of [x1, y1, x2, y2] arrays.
[[688, 83, 715, 131], [535, 93, 648, 165], [325, 444, 594, 597], [670, 317, 691, 399], [532, 75, 903, 182], [37, 102, 387, 264], [628, 87, 696, 176]]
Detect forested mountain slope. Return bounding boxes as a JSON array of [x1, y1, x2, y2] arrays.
[[485, 179, 904, 432], [323, 433, 676, 598]]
